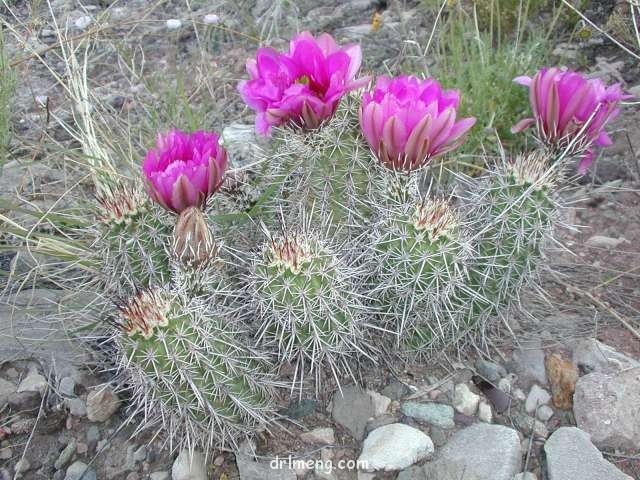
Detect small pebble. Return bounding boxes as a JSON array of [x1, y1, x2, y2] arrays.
[[203, 14, 220, 25], [166, 19, 182, 30], [14, 458, 30, 474], [74, 15, 92, 30], [537, 405, 554, 422], [478, 401, 493, 423]]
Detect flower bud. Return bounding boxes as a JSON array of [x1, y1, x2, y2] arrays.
[[172, 206, 218, 268]]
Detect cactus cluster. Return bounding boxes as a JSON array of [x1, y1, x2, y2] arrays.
[[111, 289, 274, 452], [16, 30, 626, 457]]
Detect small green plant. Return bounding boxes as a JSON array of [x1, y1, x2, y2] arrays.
[[427, 7, 549, 163], [0, 27, 15, 172]]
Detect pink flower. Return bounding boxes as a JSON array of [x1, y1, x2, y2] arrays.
[[238, 31, 370, 135], [512, 67, 629, 173], [142, 129, 227, 213], [359, 75, 476, 172]]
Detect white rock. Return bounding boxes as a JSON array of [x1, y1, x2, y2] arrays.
[[525, 385, 551, 414], [498, 377, 512, 393], [74, 16, 92, 30], [172, 449, 207, 480], [537, 405, 554, 422], [478, 401, 493, 423], [166, 19, 182, 30], [150, 473, 170, 480], [17, 373, 47, 395], [299, 427, 335, 445], [513, 388, 526, 402], [203, 14, 220, 25], [453, 384, 480, 416], [368, 390, 392, 416], [358, 423, 434, 471]]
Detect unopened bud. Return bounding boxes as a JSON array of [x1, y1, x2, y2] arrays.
[[172, 206, 218, 268]]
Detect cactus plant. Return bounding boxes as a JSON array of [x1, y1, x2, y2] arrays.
[[111, 288, 275, 453], [251, 216, 368, 391], [370, 196, 469, 344]]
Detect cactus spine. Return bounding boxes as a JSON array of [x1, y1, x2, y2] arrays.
[[113, 288, 274, 453]]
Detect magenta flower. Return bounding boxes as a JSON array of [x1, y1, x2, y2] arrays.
[[359, 75, 476, 172], [238, 31, 370, 135], [142, 129, 227, 213], [512, 67, 628, 173]]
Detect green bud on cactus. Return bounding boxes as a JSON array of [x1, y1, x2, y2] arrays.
[[112, 288, 275, 453]]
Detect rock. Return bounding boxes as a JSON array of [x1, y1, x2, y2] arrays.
[[545, 353, 578, 410], [369, 391, 391, 416], [358, 423, 434, 471], [511, 341, 547, 388], [400, 402, 454, 429], [59, 377, 76, 397], [453, 384, 479, 416], [525, 385, 551, 414], [221, 124, 267, 169], [17, 373, 47, 395], [536, 405, 554, 422], [74, 15, 92, 30], [573, 367, 640, 451], [331, 385, 377, 440], [66, 398, 87, 417], [585, 235, 627, 248], [0, 447, 11, 460], [8, 390, 41, 412], [150, 472, 170, 480], [421, 424, 522, 480], [203, 14, 220, 25], [512, 413, 548, 439], [14, 458, 30, 474], [0, 289, 92, 369], [513, 388, 526, 403], [171, 450, 207, 480], [133, 445, 147, 462], [475, 359, 507, 382], [65, 461, 97, 480], [86, 387, 120, 422], [0, 379, 16, 409], [365, 413, 399, 433], [544, 427, 632, 480], [166, 19, 182, 30], [280, 399, 316, 420], [477, 401, 492, 423], [299, 427, 335, 445], [571, 338, 639, 375], [54, 439, 77, 470], [236, 451, 296, 480], [381, 381, 410, 400], [397, 466, 424, 480]]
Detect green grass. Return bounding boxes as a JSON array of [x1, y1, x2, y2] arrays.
[[0, 27, 16, 172]]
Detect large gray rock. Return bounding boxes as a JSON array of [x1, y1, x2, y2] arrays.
[[358, 423, 434, 472], [572, 338, 639, 374], [0, 289, 93, 367], [421, 424, 522, 480], [401, 402, 454, 429], [544, 427, 632, 480], [573, 367, 640, 451], [331, 385, 377, 440]]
